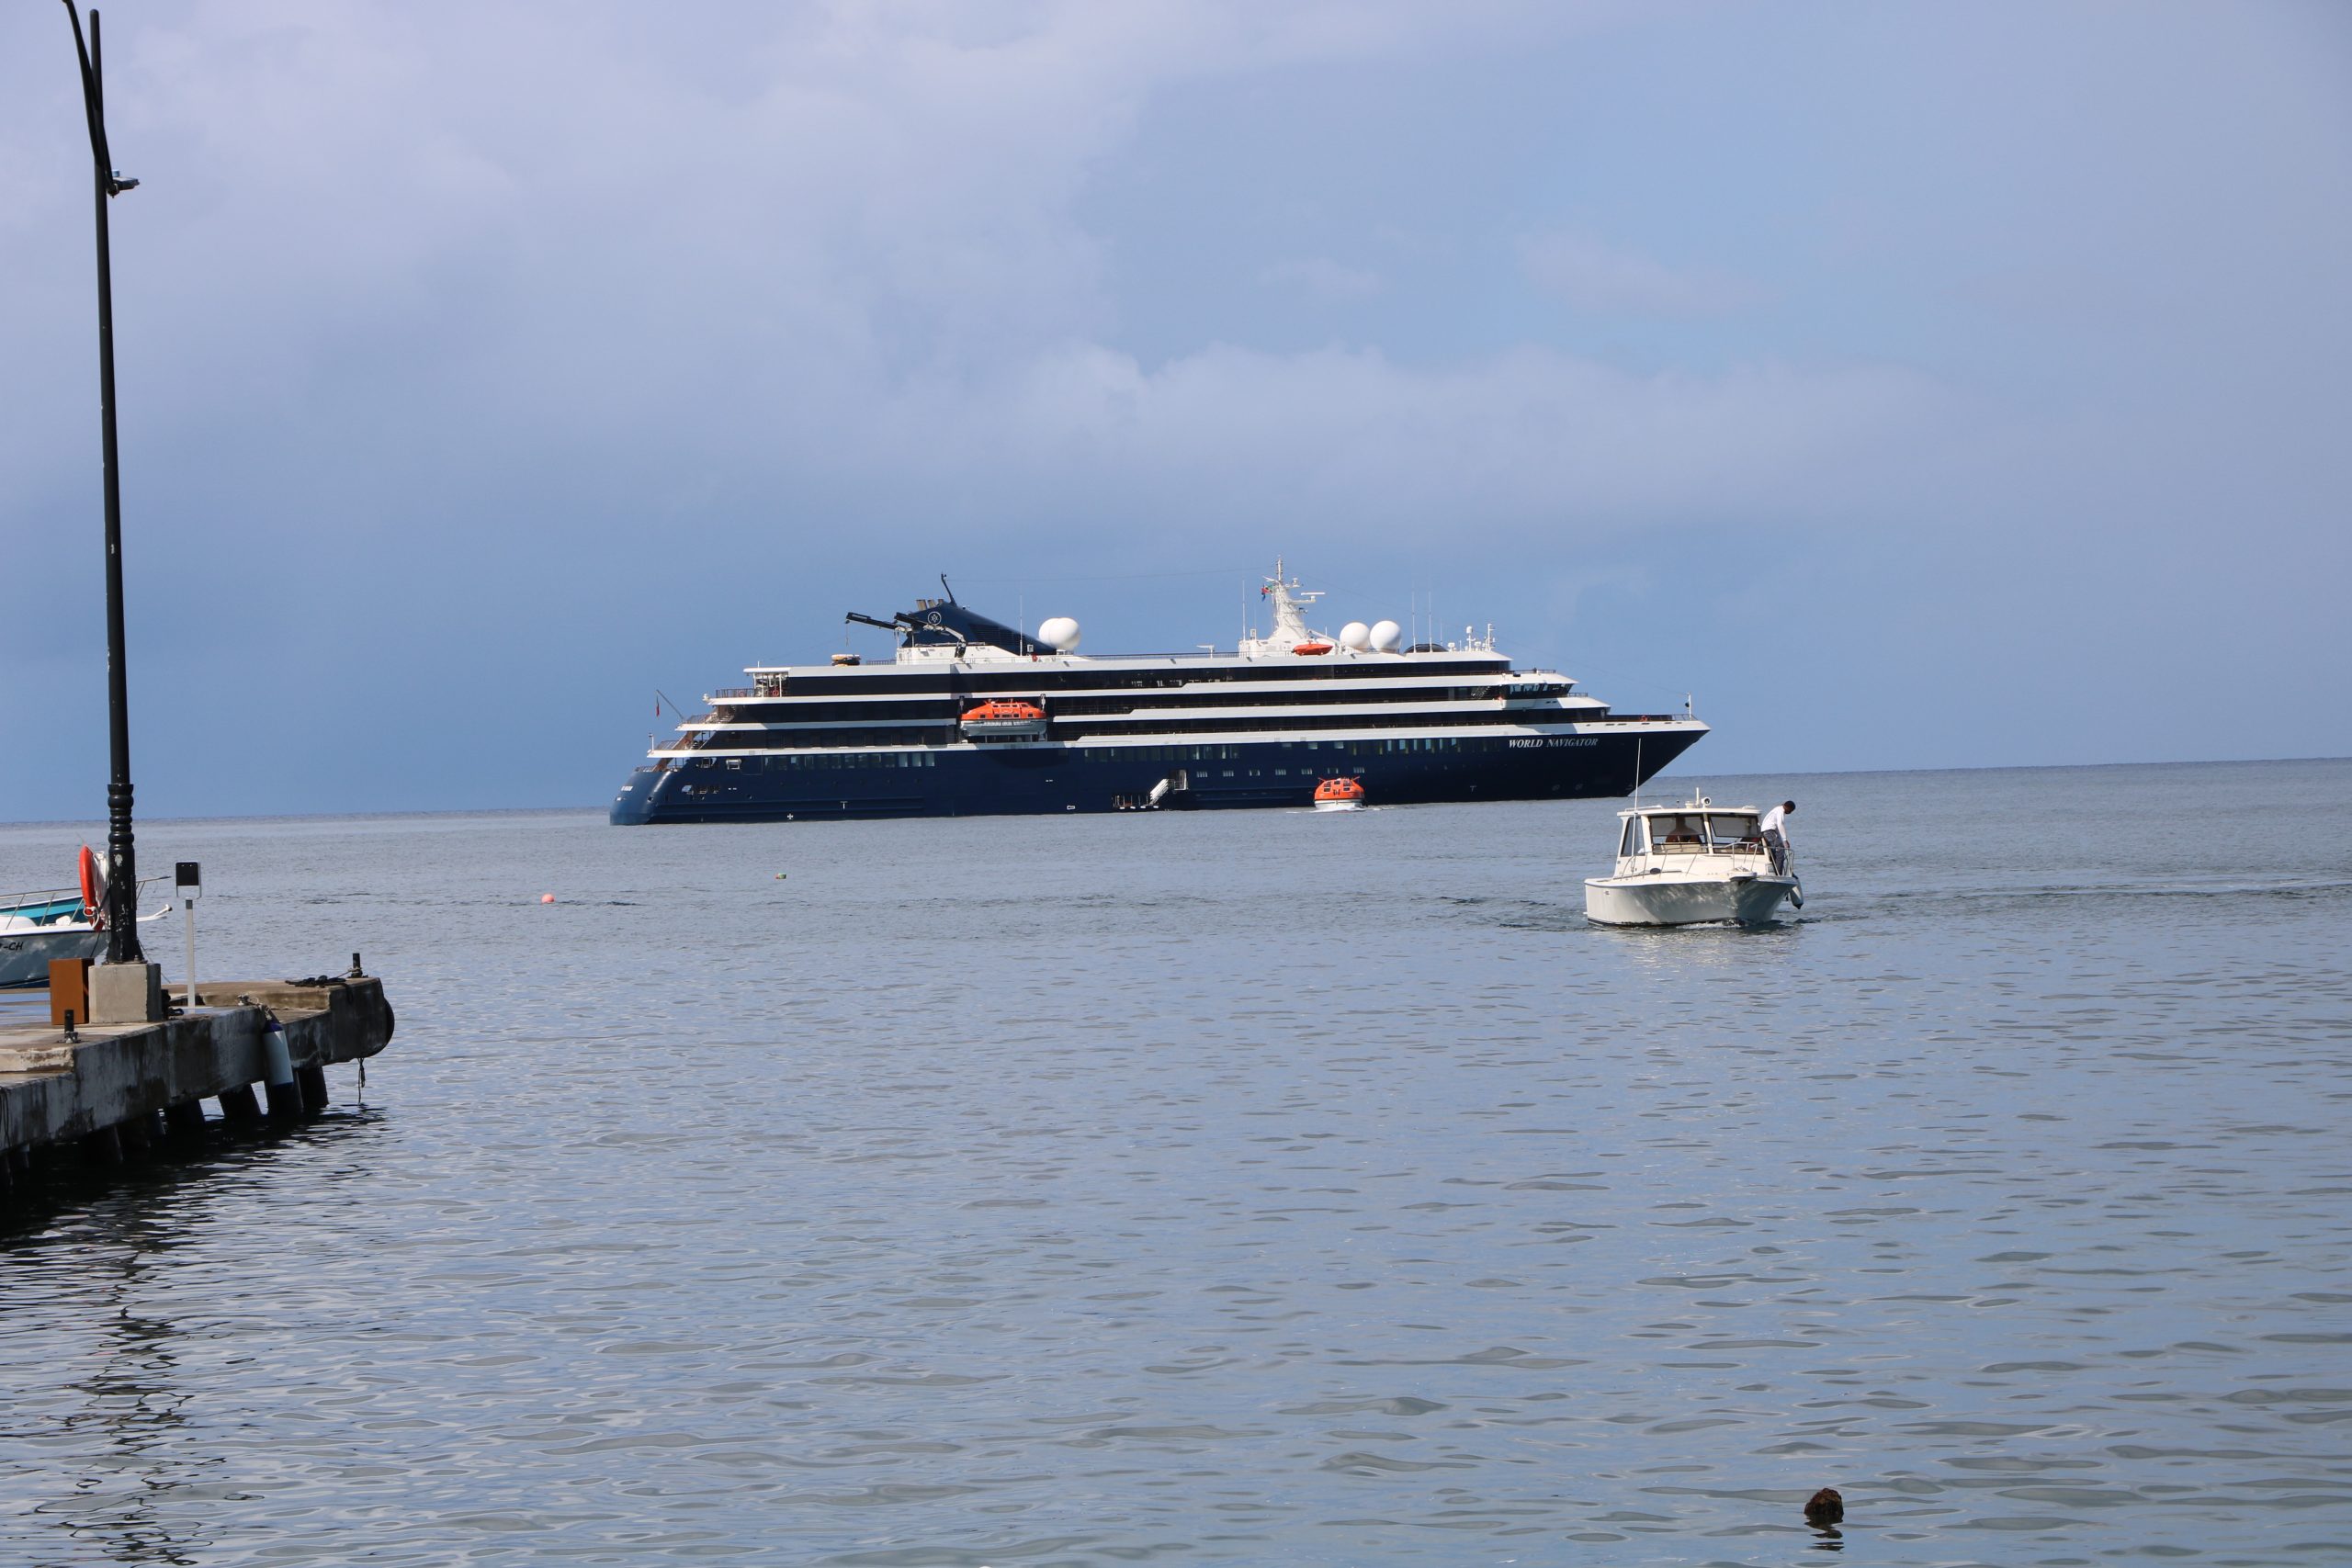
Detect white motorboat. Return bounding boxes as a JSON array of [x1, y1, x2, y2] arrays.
[[1584, 795, 1802, 927]]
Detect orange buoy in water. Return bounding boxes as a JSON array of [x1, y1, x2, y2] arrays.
[[540, 893, 556, 904]]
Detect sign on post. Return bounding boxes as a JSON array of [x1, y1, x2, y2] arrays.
[[175, 862, 200, 1010]]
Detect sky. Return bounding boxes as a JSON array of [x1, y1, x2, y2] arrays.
[[3, 0, 2347, 823]]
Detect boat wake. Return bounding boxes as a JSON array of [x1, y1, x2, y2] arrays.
[[1875, 878, 2352, 905]]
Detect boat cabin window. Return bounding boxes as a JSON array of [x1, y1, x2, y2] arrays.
[[1648, 812, 1708, 851], [1705, 813, 1759, 849], [1619, 817, 1645, 856]]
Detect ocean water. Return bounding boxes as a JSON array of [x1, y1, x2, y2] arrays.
[[1, 758, 2347, 1566]]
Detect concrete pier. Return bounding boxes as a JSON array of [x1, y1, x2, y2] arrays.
[[0, 978, 394, 1174]]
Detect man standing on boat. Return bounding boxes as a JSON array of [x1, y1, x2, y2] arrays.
[[1760, 800, 1795, 875]]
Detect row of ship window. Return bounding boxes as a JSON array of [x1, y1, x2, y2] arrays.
[[690, 711, 1617, 751], [752, 661, 1515, 697], [1083, 739, 1468, 761], [688, 736, 1518, 770], [715, 682, 1523, 719], [1066, 685, 1516, 714], [712, 687, 1525, 724], [694, 752, 941, 771]]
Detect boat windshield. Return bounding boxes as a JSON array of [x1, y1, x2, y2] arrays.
[[1705, 813, 1760, 850], [1639, 811, 1762, 854], [1647, 812, 1709, 852]]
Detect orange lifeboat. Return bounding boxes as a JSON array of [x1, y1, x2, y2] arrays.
[[1313, 776, 1366, 810], [1293, 641, 1334, 656], [958, 699, 1048, 741], [961, 700, 1045, 722]]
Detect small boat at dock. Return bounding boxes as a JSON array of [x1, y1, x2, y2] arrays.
[[1584, 795, 1801, 926], [0, 892, 101, 989], [0, 852, 170, 988], [0, 889, 168, 987]]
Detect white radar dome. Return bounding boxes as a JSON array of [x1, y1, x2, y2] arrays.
[[1338, 621, 1372, 651], [1368, 619, 1403, 652], [1036, 615, 1082, 652]]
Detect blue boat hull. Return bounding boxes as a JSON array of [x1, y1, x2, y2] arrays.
[[609, 729, 1701, 824]]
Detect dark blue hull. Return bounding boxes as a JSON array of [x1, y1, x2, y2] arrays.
[[609, 728, 1702, 824]]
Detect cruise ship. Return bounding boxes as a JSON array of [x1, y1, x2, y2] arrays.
[[609, 565, 1707, 824]]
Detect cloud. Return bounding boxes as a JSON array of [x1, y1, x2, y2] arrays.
[[0, 0, 2001, 665], [866, 342, 1961, 547], [2, 0, 1830, 564], [1256, 256, 1384, 301], [3, 0, 2346, 817], [1518, 231, 1761, 316]]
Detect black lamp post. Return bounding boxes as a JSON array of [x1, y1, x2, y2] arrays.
[[62, 3, 144, 964]]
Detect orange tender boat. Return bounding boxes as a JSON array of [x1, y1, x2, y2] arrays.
[[1312, 776, 1366, 810]]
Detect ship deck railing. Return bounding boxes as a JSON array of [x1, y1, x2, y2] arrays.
[[743, 647, 1529, 671]]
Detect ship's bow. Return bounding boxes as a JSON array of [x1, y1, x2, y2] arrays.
[[609, 765, 662, 825]]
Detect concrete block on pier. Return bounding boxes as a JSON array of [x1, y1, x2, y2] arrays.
[[88, 961, 164, 1024]]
